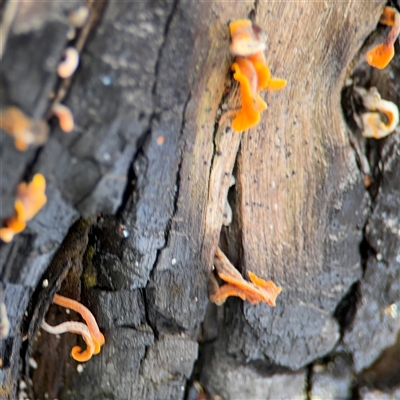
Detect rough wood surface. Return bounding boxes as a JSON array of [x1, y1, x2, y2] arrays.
[[221, 1, 384, 370], [1, 0, 400, 399]]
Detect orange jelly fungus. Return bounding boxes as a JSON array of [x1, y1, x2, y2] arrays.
[[0, 174, 47, 242], [210, 247, 282, 306], [229, 19, 286, 131], [231, 58, 267, 131], [0, 106, 49, 151], [366, 6, 400, 70]]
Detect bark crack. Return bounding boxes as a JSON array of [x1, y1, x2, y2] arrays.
[[116, 0, 183, 341], [253, 0, 260, 17], [117, 0, 180, 214]]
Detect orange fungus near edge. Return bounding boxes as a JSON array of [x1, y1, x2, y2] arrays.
[[366, 6, 400, 69], [0, 174, 47, 242]]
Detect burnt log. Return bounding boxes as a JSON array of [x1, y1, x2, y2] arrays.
[[1, 0, 399, 399]]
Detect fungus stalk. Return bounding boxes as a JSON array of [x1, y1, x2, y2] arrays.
[[52, 294, 105, 354], [42, 293, 105, 362], [42, 320, 96, 362]]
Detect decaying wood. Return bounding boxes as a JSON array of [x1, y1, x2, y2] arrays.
[[221, 1, 385, 370], [1, 0, 400, 399]]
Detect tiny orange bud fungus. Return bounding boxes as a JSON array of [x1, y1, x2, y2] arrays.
[[52, 103, 74, 133]]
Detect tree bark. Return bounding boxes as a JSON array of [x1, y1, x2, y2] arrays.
[[1, 0, 399, 399]]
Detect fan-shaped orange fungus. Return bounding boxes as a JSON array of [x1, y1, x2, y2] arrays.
[[354, 86, 399, 139], [228, 19, 286, 132], [210, 247, 282, 306], [16, 174, 47, 220], [366, 6, 400, 70], [231, 58, 267, 131], [247, 52, 287, 92], [0, 174, 47, 242], [0, 107, 49, 151]]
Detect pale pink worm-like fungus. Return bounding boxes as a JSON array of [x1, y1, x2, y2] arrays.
[[57, 47, 79, 79], [53, 294, 105, 354], [41, 320, 95, 362]]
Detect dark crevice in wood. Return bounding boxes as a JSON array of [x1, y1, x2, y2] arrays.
[[332, 220, 373, 338], [152, 86, 192, 263], [217, 142, 243, 275], [151, 0, 180, 98], [21, 148, 45, 184], [250, 0, 259, 21], [22, 218, 91, 385], [0, 236, 33, 283], [117, 0, 180, 215], [206, 118, 225, 212], [350, 379, 361, 400], [81, 216, 121, 292], [141, 287, 158, 340], [305, 363, 313, 400], [184, 341, 208, 400], [334, 282, 362, 336], [117, 138, 148, 218], [359, 236, 376, 275]]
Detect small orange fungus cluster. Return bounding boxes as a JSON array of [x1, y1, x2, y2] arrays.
[[229, 19, 286, 131], [0, 107, 49, 151], [210, 247, 282, 306], [355, 86, 399, 139], [52, 103, 74, 133], [42, 293, 105, 362], [366, 6, 400, 70], [0, 103, 73, 150], [0, 174, 47, 242]]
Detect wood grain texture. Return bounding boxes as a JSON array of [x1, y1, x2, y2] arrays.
[[146, 1, 253, 333], [227, 1, 386, 369]]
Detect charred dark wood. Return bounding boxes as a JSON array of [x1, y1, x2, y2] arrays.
[[1, 0, 400, 399]]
